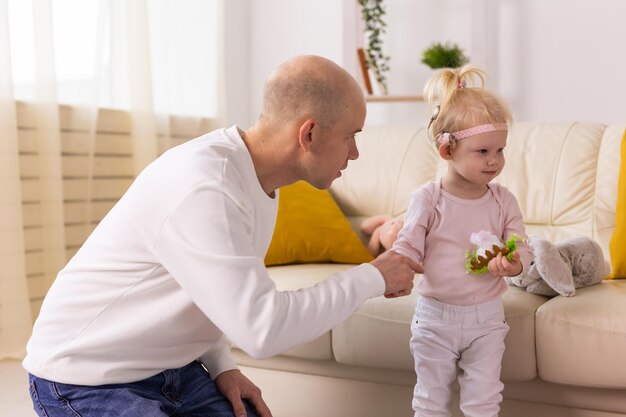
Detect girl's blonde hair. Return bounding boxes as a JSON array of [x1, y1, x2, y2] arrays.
[[423, 65, 511, 147]]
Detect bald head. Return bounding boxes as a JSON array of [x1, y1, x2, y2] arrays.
[[260, 55, 364, 129]]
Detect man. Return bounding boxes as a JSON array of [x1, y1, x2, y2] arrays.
[[24, 55, 421, 417]]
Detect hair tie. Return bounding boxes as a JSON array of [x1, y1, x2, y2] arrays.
[[457, 80, 467, 89]]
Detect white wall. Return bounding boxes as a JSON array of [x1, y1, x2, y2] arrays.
[[228, 0, 626, 127], [495, 0, 626, 124], [245, 0, 346, 127], [222, 0, 251, 127]]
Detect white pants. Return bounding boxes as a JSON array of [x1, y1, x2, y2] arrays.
[[410, 296, 509, 417]]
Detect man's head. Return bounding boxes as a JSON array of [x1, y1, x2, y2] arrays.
[[258, 55, 366, 189], [260, 55, 363, 129]]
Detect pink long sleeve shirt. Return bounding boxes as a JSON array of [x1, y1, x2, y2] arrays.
[[392, 180, 532, 306]]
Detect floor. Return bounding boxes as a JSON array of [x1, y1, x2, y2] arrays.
[[0, 360, 37, 417]]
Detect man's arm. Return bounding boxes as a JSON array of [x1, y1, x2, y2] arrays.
[[155, 183, 395, 359]]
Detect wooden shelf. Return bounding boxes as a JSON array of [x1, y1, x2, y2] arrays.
[[365, 95, 424, 103]]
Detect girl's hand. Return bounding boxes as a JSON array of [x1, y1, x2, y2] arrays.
[[488, 251, 522, 277]]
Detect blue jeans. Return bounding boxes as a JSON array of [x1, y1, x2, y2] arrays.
[[28, 361, 259, 417]]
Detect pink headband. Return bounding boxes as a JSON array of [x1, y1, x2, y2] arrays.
[[436, 123, 508, 145]]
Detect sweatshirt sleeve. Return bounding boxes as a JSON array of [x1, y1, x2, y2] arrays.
[[154, 182, 385, 360], [199, 336, 237, 378], [391, 188, 432, 265]]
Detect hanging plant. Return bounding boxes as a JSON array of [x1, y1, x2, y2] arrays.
[[357, 0, 390, 94]]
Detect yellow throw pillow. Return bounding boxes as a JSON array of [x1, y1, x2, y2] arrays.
[[609, 129, 626, 278], [265, 181, 374, 266]]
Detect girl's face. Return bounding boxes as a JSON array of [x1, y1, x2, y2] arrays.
[[447, 130, 508, 187]]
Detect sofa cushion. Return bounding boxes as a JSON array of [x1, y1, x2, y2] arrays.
[[330, 125, 438, 217], [332, 283, 548, 382], [332, 281, 418, 372], [500, 287, 549, 381], [266, 263, 358, 360], [536, 281, 626, 388], [265, 181, 372, 266], [332, 123, 624, 262], [498, 123, 606, 243]]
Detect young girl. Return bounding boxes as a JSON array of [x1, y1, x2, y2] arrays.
[[392, 65, 532, 417]]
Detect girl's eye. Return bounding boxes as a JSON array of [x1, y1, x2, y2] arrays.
[[478, 149, 488, 154], [498, 148, 505, 153]]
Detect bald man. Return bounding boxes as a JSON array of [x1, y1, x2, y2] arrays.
[[24, 55, 421, 417]]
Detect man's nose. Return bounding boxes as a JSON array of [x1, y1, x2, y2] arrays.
[[349, 138, 359, 160]]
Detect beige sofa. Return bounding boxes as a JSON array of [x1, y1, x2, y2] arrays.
[[234, 122, 626, 417]]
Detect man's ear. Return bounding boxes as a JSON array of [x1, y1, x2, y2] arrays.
[[438, 143, 453, 160], [298, 119, 316, 151]]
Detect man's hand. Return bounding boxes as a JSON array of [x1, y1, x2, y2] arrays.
[[488, 251, 522, 278], [215, 369, 272, 417], [370, 250, 423, 298]]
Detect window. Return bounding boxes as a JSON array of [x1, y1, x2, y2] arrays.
[[8, 0, 220, 117]]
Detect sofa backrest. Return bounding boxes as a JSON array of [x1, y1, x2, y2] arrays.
[[330, 122, 624, 262]]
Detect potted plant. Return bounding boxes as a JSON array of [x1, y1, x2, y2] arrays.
[[421, 42, 468, 69], [357, 0, 390, 94]]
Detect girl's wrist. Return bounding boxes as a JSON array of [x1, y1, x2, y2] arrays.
[[508, 263, 523, 277]]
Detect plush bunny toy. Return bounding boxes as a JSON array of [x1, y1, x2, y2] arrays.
[[360, 214, 404, 256], [506, 236, 610, 297]]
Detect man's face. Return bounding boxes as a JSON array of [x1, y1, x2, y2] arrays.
[[306, 96, 366, 189]]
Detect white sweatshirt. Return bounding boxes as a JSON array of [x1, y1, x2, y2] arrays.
[[23, 126, 385, 385]]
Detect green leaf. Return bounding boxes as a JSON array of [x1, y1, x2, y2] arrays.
[[357, 0, 390, 92], [421, 42, 469, 69]]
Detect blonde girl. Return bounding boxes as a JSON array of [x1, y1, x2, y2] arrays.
[[392, 65, 532, 417]]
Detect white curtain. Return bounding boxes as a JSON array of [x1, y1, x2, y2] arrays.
[[0, 0, 224, 359], [1, 0, 32, 358]]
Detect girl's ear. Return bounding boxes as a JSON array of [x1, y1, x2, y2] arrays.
[[438, 143, 453, 160]]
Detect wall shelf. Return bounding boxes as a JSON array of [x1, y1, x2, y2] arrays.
[[365, 95, 424, 103]]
